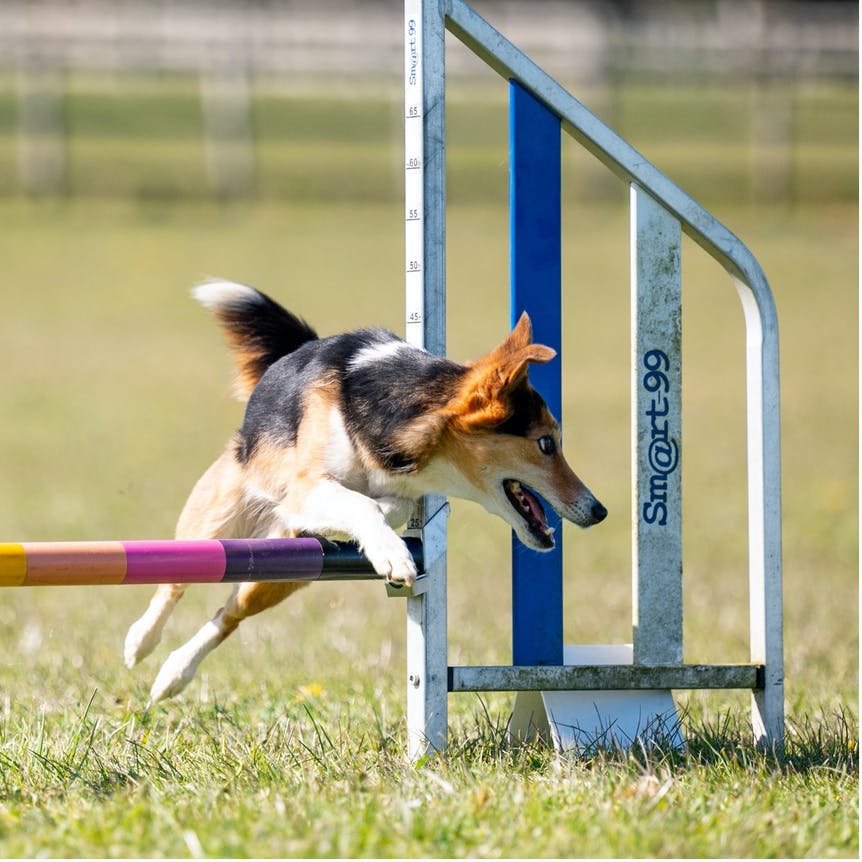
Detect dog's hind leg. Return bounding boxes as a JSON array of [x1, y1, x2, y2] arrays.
[[124, 447, 244, 669], [147, 579, 307, 704], [124, 583, 190, 669]]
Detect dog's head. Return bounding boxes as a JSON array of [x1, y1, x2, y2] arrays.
[[432, 312, 606, 551]]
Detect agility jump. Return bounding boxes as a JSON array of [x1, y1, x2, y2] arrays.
[[3, 0, 784, 759]]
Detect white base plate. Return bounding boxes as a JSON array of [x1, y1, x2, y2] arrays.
[[508, 644, 684, 752]]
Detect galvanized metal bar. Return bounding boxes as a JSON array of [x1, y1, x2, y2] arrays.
[[509, 78, 563, 667], [404, 0, 448, 761], [449, 663, 762, 693], [446, 1, 769, 284], [736, 279, 785, 752], [631, 186, 683, 665]]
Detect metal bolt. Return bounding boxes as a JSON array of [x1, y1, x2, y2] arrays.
[[409, 674, 421, 688]]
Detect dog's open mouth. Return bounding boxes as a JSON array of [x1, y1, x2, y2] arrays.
[[503, 479, 554, 549]]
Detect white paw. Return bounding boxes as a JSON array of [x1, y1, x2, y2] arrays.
[[147, 645, 201, 704], [363, 534, 417, 588], [124, 616, 163, 669]]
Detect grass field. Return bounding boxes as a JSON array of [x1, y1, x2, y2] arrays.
[[0, 82, 857, 857]]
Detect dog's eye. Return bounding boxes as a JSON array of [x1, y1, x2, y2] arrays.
[[537, 435, 556, 456]]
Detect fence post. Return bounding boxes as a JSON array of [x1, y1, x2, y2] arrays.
[[16, 53, 67, 196], [199, 49, 255, 198]]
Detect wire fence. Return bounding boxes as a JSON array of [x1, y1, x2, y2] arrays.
[[1, 0, 857, 202]]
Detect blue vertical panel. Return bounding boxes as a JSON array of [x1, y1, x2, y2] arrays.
[[509, 79, 563, 666]]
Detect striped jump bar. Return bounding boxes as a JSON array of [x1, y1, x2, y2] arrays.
[[0, 537, 423, 587]]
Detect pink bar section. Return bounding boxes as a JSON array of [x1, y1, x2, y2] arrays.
[[24, 541, 127, 585], [123, 540, 226, 584]]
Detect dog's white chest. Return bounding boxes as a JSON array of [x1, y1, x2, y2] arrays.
[[323, 406, 365, 485]]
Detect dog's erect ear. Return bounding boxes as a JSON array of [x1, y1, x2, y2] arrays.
[[447, 317, 556, 429], [487, 312, 555, 368], [503, 311, 534, 352], [488, 343, 557, 396], [478, 312, 556, 393]]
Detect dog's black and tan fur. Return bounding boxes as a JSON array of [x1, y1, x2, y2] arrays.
[[125, 282, 606, 703]]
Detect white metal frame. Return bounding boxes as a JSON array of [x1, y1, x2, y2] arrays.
[[402, 0, 449, 760], [402, 0, 783, 758]]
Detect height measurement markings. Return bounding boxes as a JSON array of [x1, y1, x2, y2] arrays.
[[404, 0, 424, 345]]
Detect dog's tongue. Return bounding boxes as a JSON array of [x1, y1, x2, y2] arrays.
[[509, 480, 547, 528], [520, 485, 547, 527]]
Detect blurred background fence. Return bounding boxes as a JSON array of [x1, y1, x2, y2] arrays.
[[1, 0, 856, 204]]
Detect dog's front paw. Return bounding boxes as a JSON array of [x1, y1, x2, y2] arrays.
[[363, 535, 417, 588]]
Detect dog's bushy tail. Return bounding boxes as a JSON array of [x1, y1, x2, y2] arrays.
[[193, 281, 318, 400]]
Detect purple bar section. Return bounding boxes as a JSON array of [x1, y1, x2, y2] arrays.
[[123, 540, 227, 584], [220, 538, 324, 581]]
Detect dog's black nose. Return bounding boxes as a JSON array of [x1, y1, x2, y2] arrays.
[[591, 502, 608, 523]]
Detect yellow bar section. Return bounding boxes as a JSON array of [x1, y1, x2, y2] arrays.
[[23, 542, 127, 585], [0, 544, 27, 586]]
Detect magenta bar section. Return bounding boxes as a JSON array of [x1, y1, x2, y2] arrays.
[[122, 539, 226, 584]]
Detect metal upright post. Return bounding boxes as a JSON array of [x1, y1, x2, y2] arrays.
[[735, 277, 785, 752], [404, 0, 448, 760], [630, 185, 683, 665]]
